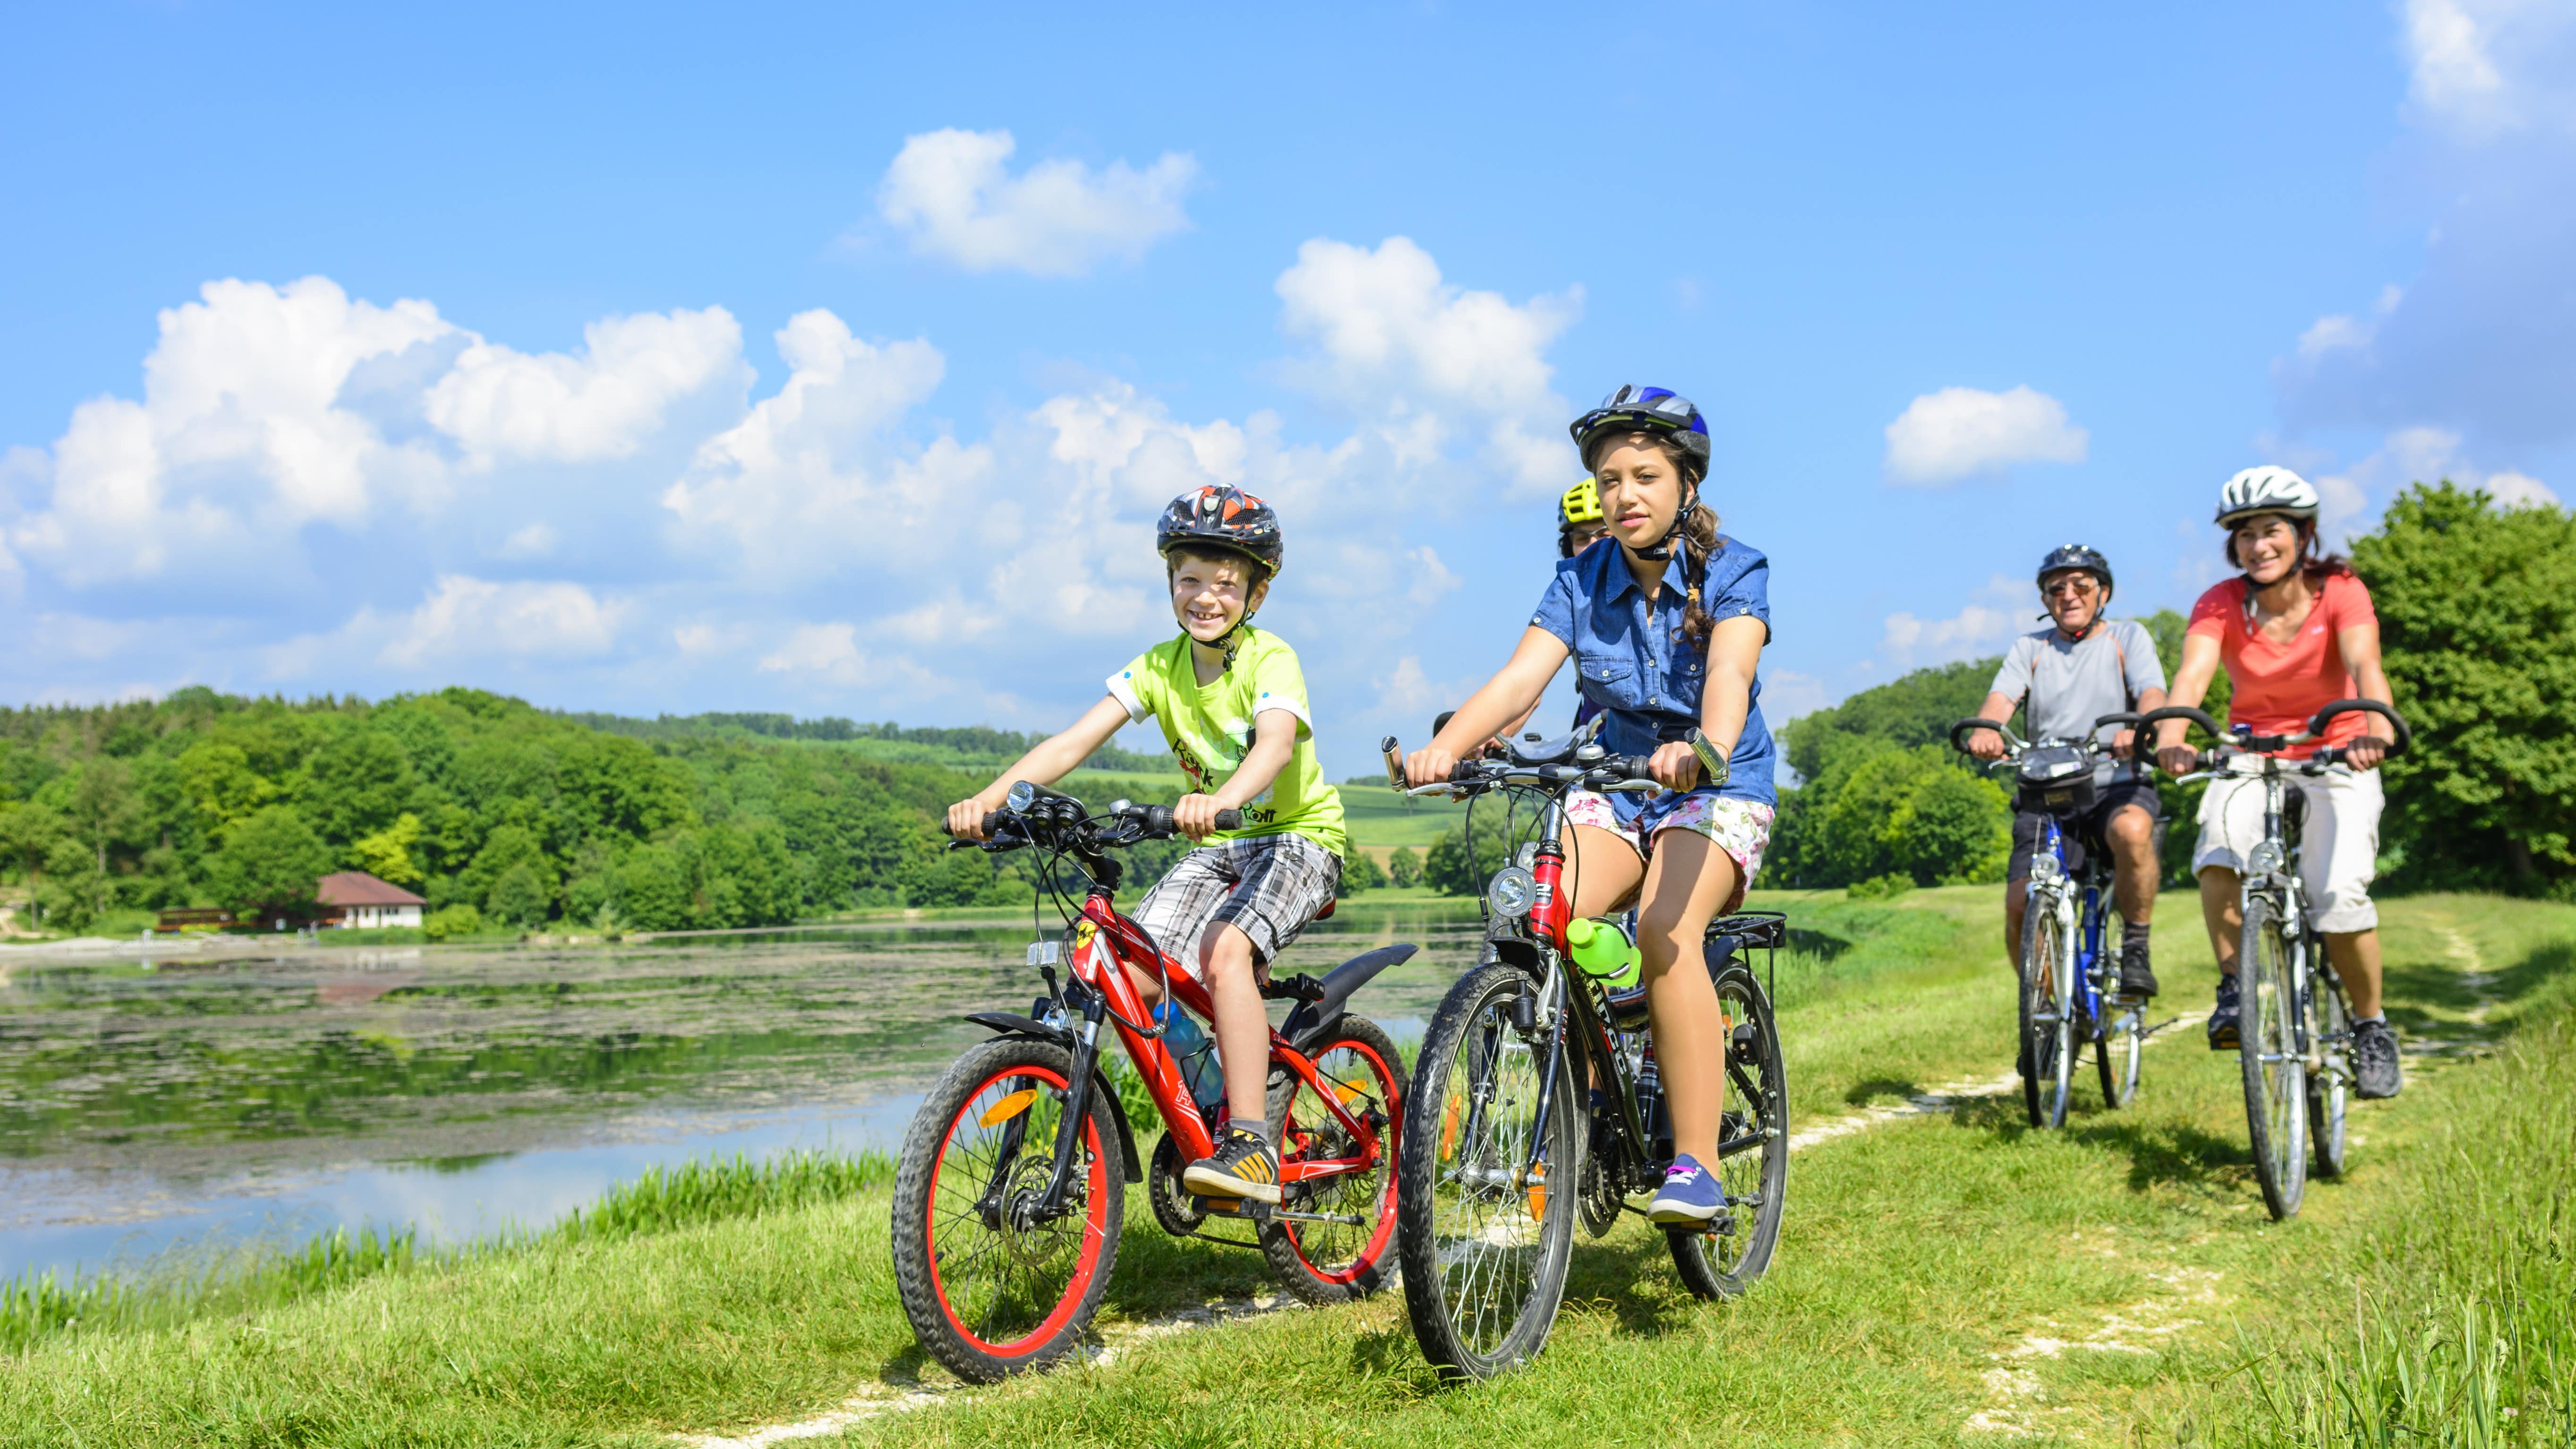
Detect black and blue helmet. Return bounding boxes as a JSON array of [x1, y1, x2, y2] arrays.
[[1569, 385, 1712, 471]]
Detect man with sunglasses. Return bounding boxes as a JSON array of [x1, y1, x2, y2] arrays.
[[1963, 545, 2169, 999]]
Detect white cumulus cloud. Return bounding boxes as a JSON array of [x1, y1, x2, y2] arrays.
[[875, 128, 1196, 277], [377, 575, 626, 667], [1882, 386, 2089, 486], [1881, 574, 2029, 667], [1275, 236, 1580, 495], [422, 307, 744, 467]]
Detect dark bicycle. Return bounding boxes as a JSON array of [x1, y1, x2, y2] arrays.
[[1382, 727, 1788, 1380], [889, 782, 1411, 1381], [2137, 699, 2407, 1220], [1949, 712, 2159, 1127]]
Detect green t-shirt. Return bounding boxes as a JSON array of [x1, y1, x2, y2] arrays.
[[1107, 628, 1347, 857]]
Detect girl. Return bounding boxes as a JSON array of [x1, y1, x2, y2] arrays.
[[1406, 385, 1777, 1224], [2154, 466, 2404, 1098]]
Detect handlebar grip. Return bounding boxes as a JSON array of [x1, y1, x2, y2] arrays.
[[941, 812, 1010, 840], [1601, 754, 1657, 781], [2308, 698, 2410, 756], [1139, 805, 1245, 835], [2134, 705, 2222, 764], [1949, 717, 2012, 754]]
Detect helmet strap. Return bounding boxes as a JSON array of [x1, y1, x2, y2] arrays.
[[1632, 487, 1697, 563]]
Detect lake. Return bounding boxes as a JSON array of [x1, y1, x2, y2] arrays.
[[0, 903, 1484, 1283]]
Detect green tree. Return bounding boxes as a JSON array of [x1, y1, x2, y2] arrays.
[[1340, 851, 1386, 893], [207, 805, 335, 917], [1422, 822, 1511, 897], [35, 837, 108, 931], [175, 741, 272, 837], [462, 824, 558, 921], [351, 813, 427, 885], [1386, 846, 1422, 889], [305, 729, 415, 845], [2354, 482, 2576, 895]]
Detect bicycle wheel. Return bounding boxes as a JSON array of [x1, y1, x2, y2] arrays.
[[2019, 895, 2072, 1129], [890, 1038, 1124, 1383], [1395, 964, 1578, 1380], [2308, 952, 2352, 1181], [2238, 897, 2308, 1220], [2095, 965, 2141, 1110], [1262, 1015, 1406, 1305], [1670, 963, 1787, 1299]]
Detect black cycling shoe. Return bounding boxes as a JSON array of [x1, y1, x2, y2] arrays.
[[2207, 975, 2241, 1050], [2118, 929, 2159, 999], [2353, 1018, 2404, 1099]]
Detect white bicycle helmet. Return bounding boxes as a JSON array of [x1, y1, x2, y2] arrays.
[[2215, 466, 2320, 527]]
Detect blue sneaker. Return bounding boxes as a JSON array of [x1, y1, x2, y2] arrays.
[[1646, 1153, 1725, 1225]]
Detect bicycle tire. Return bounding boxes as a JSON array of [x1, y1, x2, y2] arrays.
[[1669, 963, 1788, 1299], [2308, 953, 2352, 1180], [2095, 996, 2141, 1110], [1261, 1015, 1406, 1305], [1395, 964, 1578, 1380], [2019, 894, 2072, 1129], [2239, 896, 2308, 1220], [890, 1039, 1124, 1383]]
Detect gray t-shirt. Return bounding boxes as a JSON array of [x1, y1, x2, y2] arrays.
[[1990, 619, 2167, 761]]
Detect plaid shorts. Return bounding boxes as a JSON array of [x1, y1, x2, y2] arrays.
[[1131, 833, 1343, 968]]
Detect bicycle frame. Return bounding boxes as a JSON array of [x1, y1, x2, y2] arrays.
[[2027, 816, 2116, 1037], [1016, 885, 1389, 1220], [2234, 760, 2324, 1072]]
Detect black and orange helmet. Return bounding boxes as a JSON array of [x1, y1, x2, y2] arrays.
[[1156, 486, 1283, 579]]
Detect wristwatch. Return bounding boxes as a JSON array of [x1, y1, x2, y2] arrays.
[[1686, 728, 1730, 789]]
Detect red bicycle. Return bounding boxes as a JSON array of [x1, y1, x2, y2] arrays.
[[890, 782, 1412, 1382]]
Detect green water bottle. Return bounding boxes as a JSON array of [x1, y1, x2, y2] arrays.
[[1564, 917, 1640, 990]]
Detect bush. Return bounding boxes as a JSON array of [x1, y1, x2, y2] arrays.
[[423, 903, 484, 942], [1848, 872, 1913, 900], [1339, 851, 1386, 894], [1422, 821, 1512, 897], [1386, 846, 1422, 889]]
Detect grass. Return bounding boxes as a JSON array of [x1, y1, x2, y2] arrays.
[[0, 891, 2567, 1447]]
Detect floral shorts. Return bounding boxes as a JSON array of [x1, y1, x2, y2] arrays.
[[1564, 789, 1776, 910]]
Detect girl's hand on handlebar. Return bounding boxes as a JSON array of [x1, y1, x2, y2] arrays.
[[1404, 745, 1459, 789], [2157, 744, 2199, 778], [2344, 736, 2388, 772], [1649, 740, 1704, 793], [944, 799, 993, 840], [1172, 792, 1227, 842]]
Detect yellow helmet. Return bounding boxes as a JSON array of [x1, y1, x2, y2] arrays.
[[1559, 476, 1604, 529]]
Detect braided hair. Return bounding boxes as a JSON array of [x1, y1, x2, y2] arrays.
[[1585, 430, 1722, 652]]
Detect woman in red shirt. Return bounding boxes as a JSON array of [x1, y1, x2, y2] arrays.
[[2154, 467, 2405, 1099]]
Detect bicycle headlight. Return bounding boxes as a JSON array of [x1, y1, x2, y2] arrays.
[[2248, 841, 2286, 876], [1486, 865, 1537, 918], [2030, 852, 2064, 882]]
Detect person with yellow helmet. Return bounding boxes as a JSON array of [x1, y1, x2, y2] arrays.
[[1560, 475, 1612, 558]]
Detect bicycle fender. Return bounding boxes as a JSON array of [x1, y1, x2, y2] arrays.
[[959, 1013, 1142, 1183], [1284, 943, 1417, 1053], [1089, 1067, 1146, 1184], [962, 1011, 1070, 1045]]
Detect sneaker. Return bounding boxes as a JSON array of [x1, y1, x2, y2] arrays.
[[1181, 1128, 1282, 1204], [2353, 1019, 2404, 1099], [1646, 1153, 1725, 1225], [2207, 975, 2241, 1051], [2119, 928, 2159, 999]]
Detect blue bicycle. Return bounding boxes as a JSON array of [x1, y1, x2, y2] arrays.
[[1952, 714, 2150, 1128]]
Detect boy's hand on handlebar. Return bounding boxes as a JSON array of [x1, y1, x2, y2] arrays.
[[1649, 740, 1704, 793], [944, 799, 994, 840], [1172, 792, 1227, 842], [2344, 737, 2388, 772], [1404, 745, 1459, 789], [1966, 728, 2006, 762]]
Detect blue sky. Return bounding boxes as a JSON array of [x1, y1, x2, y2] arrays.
[[3, 2, 2569, 775]]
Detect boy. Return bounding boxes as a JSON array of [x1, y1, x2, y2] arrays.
[[946, 485, 1347, 1202]]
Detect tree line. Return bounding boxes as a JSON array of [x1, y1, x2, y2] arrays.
[[1405, 483, 2574, 901]]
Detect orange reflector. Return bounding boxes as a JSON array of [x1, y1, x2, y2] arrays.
[[1440, 1098, 1460, 1161], [977, 1087, 1039, 1127], [1526, 1166, 1548, 1223], [1333, 1081, 1365, 1106]]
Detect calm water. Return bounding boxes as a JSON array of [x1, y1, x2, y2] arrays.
[[0, 906, 1484, 1282]]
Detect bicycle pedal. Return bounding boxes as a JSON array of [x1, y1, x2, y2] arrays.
[[1195, 1195, 1244, 1216]]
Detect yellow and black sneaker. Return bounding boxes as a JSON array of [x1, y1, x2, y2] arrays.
[[1181, 1128, 1281, 1205]]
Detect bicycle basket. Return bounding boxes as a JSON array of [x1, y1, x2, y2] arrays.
[[2015, 745, 2097, 817]]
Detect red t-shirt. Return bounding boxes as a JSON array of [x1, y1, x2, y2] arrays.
[[2185, 571, 2378, 757]]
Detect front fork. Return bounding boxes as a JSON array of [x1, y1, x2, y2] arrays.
[[976, 986, 1109, 1228]]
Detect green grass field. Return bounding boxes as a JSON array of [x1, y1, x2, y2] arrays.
[[4, 889, 2567, 1447], [1336, 781, 1466, 853]]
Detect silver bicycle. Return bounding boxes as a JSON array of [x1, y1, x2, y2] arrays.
[[2138, 698, 2408, 1220]]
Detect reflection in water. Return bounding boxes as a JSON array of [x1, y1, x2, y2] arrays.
[[0, 904, 1481, 1279]]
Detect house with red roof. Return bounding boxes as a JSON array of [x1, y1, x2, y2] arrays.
[[315, 871, 428, 930]]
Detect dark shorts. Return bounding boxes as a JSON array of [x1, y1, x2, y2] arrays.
[[2008, 779, 2161, 883]]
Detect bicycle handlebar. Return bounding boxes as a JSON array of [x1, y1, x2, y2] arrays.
[[1948, 716, 2027, 755], [942, 801, 1243, 849], [2310, 698, 2410, 756], [2138, 699, 2408, 777]]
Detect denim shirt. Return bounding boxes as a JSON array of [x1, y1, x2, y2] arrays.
[[1530, 536, 1778, 808]]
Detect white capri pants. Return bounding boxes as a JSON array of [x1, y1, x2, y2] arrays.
[[2192, 764, 2384, 934]]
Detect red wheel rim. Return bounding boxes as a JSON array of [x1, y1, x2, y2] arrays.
[[923, 1062, 1111, 1357], [1279, 1037, 1400, 1285]]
